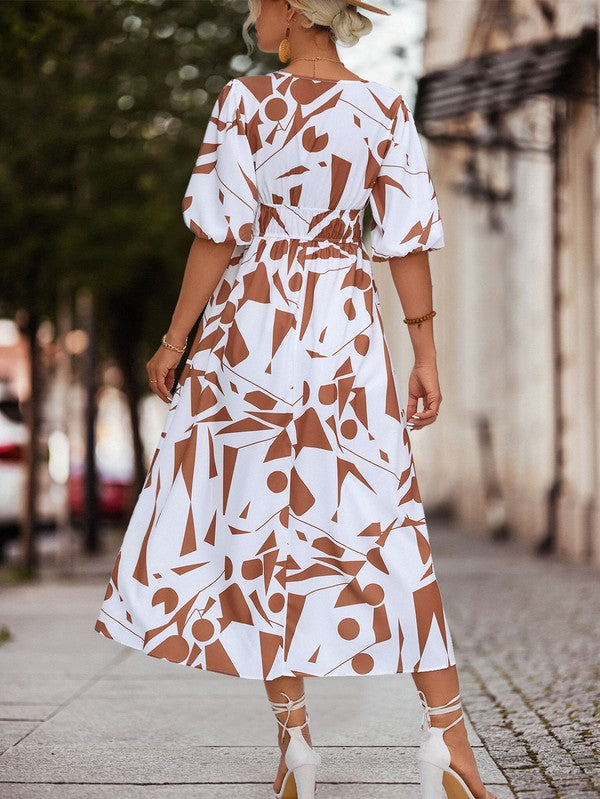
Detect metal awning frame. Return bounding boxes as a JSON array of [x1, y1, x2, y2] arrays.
[[414, 25, 598, 145]]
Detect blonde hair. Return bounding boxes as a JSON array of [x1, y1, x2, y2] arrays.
[[243, 0, 373, 54]]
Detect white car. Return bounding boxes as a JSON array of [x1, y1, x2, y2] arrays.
[[0, 386, 57, 560], [0, 391, 28, 527]]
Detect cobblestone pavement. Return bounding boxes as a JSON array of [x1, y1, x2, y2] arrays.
[[431, 521, 600, 799]]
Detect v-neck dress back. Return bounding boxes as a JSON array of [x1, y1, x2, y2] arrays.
[[94, 70, 457, 679]]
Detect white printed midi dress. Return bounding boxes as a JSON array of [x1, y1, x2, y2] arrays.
[[94, 70, 457, 679]]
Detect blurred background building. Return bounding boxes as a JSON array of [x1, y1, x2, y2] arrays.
[[1, 0, 599, 573], [389, 0, 599, 566]]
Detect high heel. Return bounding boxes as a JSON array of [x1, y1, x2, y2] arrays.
[[269, 690, 321, 799], [416, 689, 492, 799]]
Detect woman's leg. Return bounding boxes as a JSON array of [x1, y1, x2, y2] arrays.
[[264, 676, 314, 794], [413, 665, 498, 799]]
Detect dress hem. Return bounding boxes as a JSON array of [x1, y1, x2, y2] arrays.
[[94, 623, 457, 680]]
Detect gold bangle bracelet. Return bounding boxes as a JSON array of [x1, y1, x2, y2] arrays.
[[161, 333, 188, 353], [403, 310, 436, 326]]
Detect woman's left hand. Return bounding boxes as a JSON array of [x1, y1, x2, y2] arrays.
[[406, 359, 442, 430], [146, 344, 183, 403]]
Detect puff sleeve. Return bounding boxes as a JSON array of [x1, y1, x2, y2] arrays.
[[368, 96, 444, 261], [182, 78, 258, 247]]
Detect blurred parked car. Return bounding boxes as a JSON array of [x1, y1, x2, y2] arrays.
[[0, 383, 58, 556], [68, 465, 134, 521], [0, 388, 27, 531], [68, 385, 136, 523]]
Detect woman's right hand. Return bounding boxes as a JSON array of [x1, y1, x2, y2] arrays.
[[146, 342, 184, 403], [406, 358, 442, 430]]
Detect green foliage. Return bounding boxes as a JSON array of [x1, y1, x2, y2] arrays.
[[0, 0, 260, 363]]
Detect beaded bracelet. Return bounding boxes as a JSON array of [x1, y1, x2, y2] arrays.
[[403, 310, 437, 326], [161, 333, 188, 354]]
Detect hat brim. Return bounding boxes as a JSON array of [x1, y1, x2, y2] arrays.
[[345, 1, 391, 15]]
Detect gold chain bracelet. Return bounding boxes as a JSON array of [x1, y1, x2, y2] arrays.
[[403, 310, 436, 326], [161, 333, 188, 354]]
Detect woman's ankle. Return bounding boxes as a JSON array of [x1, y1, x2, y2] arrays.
[[428, 707, 463, 729]]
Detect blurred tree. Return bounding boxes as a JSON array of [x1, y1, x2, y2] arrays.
[[0, 0, 260, 569]]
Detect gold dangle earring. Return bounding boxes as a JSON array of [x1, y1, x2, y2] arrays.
[[278, 25, 291, 63]]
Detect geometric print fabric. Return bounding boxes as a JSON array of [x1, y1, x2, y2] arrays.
[[95, 70, 456, 679]]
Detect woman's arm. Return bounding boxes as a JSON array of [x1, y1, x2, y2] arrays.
[[165, 236, 237, 348], [388, 250, 442, 429], [146, 236, 236, 402]]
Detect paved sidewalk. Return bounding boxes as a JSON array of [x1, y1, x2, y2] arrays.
[[0, 519, 597, 798]]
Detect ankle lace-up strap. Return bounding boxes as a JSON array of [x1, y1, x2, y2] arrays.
[[269, 691, 309, 737], [417, 690, 463, 733]]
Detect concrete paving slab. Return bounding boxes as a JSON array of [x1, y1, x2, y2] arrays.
[[0, 676, 94, 705], [74, 670, 481, 746], [0, 583, 119, 680], [0, 704, 57, 721], [0, 743, 507, 784], [0, 721, 39, 752], [97, 643, 205, 681], [0, 784, 517, 799]]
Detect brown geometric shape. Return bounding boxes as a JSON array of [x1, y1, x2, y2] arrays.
[[363, 582, 385, 606], [222, 445, 238, 514], [302, 125, 329, 152], [205, 638, 240, 677], [293, 406, 333, 454], [224, 555, 233, 580], [416, 528, 431, 564], [265, 97, 288, 121], [290, 466, 316, 515], [132, 472, 161, 587], [351, 652, 374, 674], [242, 558, 264, 580], [373, 603, 392, 643], [354, 334, 370, 355], [257, 531, 278, 554], [265, 428, 293, 462], [289, 272, 302, 291], [340, 419, 358, 439], [171, 561, 209, 575], [268, 592, 285, 613], [334, 577, 366, 608], [413, 579, 449, 662], [204, 511, 217, 546], [260, 630, 284, 678], [338, 617, 360, 640], [284, 593, 306, 659], [312, 536, 345, 558], [148, 635, 190, 664], [180, 505, 197, 557], [152, 587, 179, 615], [344, 298, 356, 320], [242, 261, 271, 304], [267, 470, 288, 492], [366, 546, 390, 575], [218, 582, 253, 631], [318, 384, 337, 404], [191, 617, 215, 642], [224, 319, 250, 367], [245, 390, 277, 410], [399, 475, 422, 505]]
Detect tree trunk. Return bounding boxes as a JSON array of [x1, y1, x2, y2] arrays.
[[21, 313, 41, 575], [119, 349, 146, 500], [78, 290, 99, 554]]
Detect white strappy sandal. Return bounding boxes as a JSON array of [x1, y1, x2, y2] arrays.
[[269, 690, 322, 799], [416, 689, 496, 799]]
